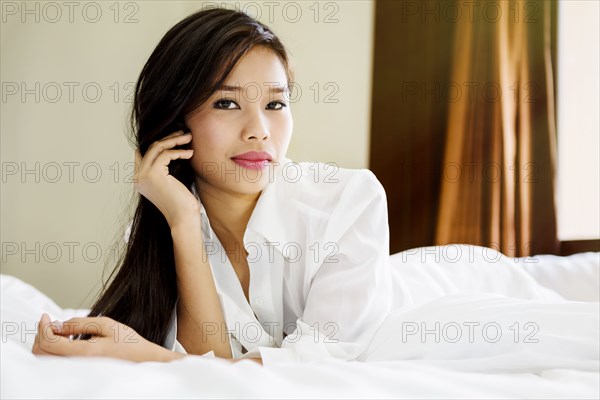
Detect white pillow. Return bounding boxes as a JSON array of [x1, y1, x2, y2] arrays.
[[0, 274, 89, 353], [388, 244, 567, 308]]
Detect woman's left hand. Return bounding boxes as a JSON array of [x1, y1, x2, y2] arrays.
[[32, 313, 178, 363]]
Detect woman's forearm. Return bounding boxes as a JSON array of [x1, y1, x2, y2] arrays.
[[171, 220, 233, 359]]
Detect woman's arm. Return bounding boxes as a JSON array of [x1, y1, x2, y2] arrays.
[[171, 218, 233, 359], [32, 313, 264, 364], [131, 131, 233, 359], [30, 217, 239, 362]]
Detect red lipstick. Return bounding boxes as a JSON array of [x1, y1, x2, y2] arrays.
[[231, 151, 272, 170]]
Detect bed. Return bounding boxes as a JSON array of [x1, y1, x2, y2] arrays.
[[2, 245, 598, 399]]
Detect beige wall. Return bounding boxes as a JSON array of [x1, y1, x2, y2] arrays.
[[1, 1, 375, 308], [556, 0, 600, 240]]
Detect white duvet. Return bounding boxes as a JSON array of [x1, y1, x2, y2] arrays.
[[2, 245, 599, 399]]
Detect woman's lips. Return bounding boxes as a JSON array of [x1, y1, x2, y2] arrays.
[[231, 158, 269, 170]]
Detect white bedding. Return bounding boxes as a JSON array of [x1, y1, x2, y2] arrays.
[[2, 245, 599, 399]]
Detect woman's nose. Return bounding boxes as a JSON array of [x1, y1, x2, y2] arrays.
[[242, 112, 271, 141]]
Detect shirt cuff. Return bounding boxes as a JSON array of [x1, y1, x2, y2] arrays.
[[267, 319, 367, 365], [172, 338, 215, 358], [239, 346, 299, 366]]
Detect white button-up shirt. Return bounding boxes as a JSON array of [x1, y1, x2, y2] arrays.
[[161, 157, 397, 365]]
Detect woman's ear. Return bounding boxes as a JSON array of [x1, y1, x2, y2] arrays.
[[175, 120, 191, 134]]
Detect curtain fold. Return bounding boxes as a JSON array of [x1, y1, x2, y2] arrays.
[[434, 0, 560, 256]]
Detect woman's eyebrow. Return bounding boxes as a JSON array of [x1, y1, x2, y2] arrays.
[[218, 84, 288, 94]]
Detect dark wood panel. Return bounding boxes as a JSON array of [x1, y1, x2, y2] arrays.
[[560, 240, 600, 256], [369, 0, 457, 253]]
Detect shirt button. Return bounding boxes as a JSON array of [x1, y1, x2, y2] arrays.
[[255, 297, 264, 305]]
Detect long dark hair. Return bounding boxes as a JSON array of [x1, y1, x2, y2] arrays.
[[84, 8, 295, 346]]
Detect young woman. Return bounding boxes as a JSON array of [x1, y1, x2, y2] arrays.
[[32, 7, 397, 366]]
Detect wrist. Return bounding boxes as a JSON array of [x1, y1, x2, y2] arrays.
[[169, 216, 202, 235], [154, 346, 186, 362], [166, 202, 201, 230]]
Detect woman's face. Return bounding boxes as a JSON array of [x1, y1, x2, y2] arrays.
[[185, 46, 293, 195]]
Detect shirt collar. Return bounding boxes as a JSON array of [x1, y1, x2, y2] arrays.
[[243, 157, 302, 259], [190, 157, 298, 251], [190, 181, 213, 241]]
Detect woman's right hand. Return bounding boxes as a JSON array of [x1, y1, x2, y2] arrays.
[[133, 130, 199, 229]]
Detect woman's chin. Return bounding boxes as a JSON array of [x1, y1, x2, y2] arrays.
[[229, 180, 270, 196]]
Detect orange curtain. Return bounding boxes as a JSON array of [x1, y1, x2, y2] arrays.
[[435, 0, 560, 257]]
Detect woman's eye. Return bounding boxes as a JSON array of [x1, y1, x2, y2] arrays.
[[267, 101, 288, 110], [213, 99, 288, 110], [213, 99, 239, 110]]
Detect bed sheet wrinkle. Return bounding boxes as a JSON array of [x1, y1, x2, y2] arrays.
[[2, 248, 598, 398]]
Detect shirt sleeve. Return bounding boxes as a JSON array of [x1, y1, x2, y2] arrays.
[[254, 170, 395, 366]]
